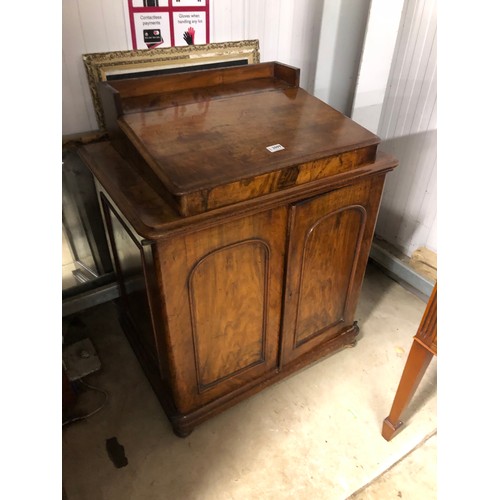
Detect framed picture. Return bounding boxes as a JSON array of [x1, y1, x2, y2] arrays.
[[83, 40, 260, 130]]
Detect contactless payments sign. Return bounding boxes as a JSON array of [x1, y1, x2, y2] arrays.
[[127, 0, 209, 50]]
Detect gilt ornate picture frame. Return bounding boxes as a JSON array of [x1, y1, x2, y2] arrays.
[[83, 40, 260, 130]]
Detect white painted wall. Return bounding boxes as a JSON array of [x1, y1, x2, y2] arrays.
[[351, 0, 405, 133], [314, 0, 371, 116], [210, 0, 325, 95], [62, 0, 130, 135]]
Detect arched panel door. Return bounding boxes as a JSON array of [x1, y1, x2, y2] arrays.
[[281, 175, 385, 366], [157, 207, 287, 414], [188, 240, 270, 391]]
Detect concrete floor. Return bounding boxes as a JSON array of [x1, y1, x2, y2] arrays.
[[62, 262, 437, 500]]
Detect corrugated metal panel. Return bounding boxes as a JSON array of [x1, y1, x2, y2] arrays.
[[375, 0, 437, 256], [211, 0, 324, 93]]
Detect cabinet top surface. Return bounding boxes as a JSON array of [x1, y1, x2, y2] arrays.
[[120, 86, 379, 194], [80, 141, 397, 240]]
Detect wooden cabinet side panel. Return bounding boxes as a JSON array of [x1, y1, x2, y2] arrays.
[[281, 175, 386, 365], [102, 198, 160, 366], [156, 208, 287, 414]]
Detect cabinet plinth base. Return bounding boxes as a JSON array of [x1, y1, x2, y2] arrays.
[[121, 319, 360, 438], [172, 426, 193, 439]]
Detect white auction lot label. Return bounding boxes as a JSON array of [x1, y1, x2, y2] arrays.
[[266, 144, 285, 152]]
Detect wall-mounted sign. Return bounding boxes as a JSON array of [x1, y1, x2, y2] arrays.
[[126, 0, 209, 50]]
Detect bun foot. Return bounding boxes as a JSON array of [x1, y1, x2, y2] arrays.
[[172, 425, 193, 438]]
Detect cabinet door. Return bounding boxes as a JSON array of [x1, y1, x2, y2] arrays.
[[156, 208, 287, 414], [280, 175, 385, 366]]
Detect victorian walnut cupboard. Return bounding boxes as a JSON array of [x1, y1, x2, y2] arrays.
[[79, 62, 398, 437]]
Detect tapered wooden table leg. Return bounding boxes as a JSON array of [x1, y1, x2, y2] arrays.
[[382, 338, 434, 441], [382, 283, 437, 441]]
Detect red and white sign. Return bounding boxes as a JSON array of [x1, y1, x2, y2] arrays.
[[126, 0, 209, 50]]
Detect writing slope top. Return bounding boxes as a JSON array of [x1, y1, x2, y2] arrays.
[[101, 62, 380, 216]]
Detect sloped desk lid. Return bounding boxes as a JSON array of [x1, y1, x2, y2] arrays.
[[102, 62, 380, 216]]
